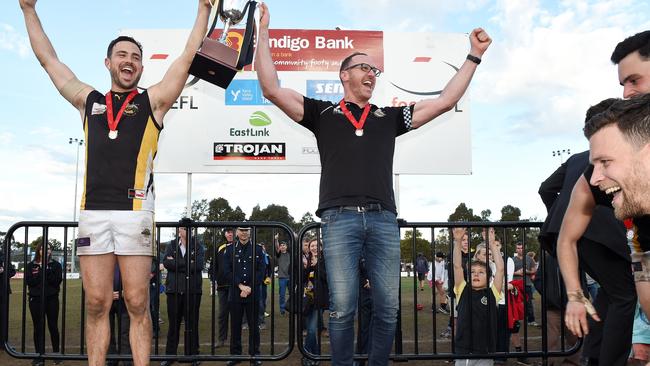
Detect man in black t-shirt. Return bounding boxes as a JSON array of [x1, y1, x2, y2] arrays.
[[254, 4, 491, 365]]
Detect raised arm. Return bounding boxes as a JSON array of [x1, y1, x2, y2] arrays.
[[254, 2, 305, 122], [20, 0, 92, 112], [557, 176, 600, 337], [410, 29, 492, 129], [452, 227, 467, 288], [148, 0, 212, 124], [490, 240, 504, 294]]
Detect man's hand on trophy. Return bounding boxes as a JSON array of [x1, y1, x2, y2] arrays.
[[19, 0, 37, 10], [469, 27, 492, 56]]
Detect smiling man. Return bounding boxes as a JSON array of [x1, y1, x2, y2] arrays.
[[18, 1, 212, 365], [557, 30, 650, 366], [585, 96, 650, 219], [254, 3, 491, 365]]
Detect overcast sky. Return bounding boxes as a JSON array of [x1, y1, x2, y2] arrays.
[[1, 0, 649, 233]]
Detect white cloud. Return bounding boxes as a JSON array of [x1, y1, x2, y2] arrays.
[[335, 0, 490, 32], [0, 23, 29, 58], [475, 0, 650, 139], [0, 131, 15, 145]]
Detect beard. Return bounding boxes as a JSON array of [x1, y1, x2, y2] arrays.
[[613, 159, 650, 219]]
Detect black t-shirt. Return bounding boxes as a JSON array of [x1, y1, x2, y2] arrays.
[[300, 97, 413, 216], [454, 281, 499, 354], [583, 164, 650, 253]]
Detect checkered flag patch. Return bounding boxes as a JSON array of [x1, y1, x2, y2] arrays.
[[403, 106, 413, 130]]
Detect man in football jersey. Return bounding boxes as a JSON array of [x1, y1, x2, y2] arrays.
[[19, 1, 212, 365]]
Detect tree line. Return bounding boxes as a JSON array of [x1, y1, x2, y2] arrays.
[[1, 200, 541, 266]]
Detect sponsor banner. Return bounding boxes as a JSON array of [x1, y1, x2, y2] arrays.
[[260, 30, 383, 72], [306, 80, 344, 103], [127, 29, 471, 175], [214, 142, 286, 160], [225, 79, 274, 106], [208, 29, 383, 72]]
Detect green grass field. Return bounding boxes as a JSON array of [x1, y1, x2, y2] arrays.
[[2, 277, 550, 365]]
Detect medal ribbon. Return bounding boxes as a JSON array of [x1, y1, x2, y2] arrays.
[[106, 90, 138, 133], [339, 100, 371, 132]]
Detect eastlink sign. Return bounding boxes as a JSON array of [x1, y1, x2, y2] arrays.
[[225, 80, 275, 106], [306, 80, 344, 103]]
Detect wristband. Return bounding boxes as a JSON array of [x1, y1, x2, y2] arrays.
[[466, 54, 481, 65], [567, 290, 598, 317]]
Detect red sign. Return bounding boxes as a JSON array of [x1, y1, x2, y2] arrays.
[[210, 29, 384, 72]]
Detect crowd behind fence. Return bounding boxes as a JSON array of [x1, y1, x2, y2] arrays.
[[1, 220, 580, 364]]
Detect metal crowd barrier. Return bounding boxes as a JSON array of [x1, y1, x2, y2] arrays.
[[295, 220, 581, 364], [1, 220, 580, 364]]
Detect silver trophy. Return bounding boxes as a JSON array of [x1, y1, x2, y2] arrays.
[[218, 0, 250, 43], [189, 0, 257, 88]]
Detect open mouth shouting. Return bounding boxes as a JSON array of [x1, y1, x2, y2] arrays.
[[603, 184, 622, 206], [362, 79, 374, 90], [120, 64, 135, 79]]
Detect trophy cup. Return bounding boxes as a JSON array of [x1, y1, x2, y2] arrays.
[[189, 0, 257, 88]]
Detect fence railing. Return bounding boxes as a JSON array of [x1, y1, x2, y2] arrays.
[[1, 220, 580, 364]]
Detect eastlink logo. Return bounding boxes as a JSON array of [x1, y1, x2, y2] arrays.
[[214, 142, 286, 160], [306, 80, 344, 103]]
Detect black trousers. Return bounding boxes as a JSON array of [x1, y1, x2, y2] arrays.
[[495, 304, 509, 362], [229, 299, 260, 355], [28, 295, 59, 354], [217, 288, 230, 342], [165, 293, 202, 355], [578, 237, 636, 366]]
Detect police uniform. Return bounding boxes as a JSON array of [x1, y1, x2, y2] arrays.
[[224, 239, 266, 357]]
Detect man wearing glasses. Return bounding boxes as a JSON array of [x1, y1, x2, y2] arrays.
[[254, 3, 491, 365]]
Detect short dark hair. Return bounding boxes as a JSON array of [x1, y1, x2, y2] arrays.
[[611, 30, 650, 64], [107, 36, 143, 58], [585, 98, 618, 124], [339, 52, 368, 73], [583, 94, 650, 148], [435, 251, 445, 259], [471, 260, 492, 279]]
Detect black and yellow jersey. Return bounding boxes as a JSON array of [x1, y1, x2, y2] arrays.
[[81, 90, 161, 211]]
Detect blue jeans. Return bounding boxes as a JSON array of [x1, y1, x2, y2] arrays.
[[304, 308, 321, 356], [278, 278, 289, 313], [320, 207, 400, 366]]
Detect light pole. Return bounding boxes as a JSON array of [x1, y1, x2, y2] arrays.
[[69, 138, 84, 273], [552, 148, 571, 164]]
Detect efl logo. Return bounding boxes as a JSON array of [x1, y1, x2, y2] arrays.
[[214, 143, 286, 160]]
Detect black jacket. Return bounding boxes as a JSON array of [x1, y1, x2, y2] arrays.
[[538, 150, 628, 260], [0, 251, 16, 295], [223, 240, 266, 303], [163, 238, 205, 294], [26, 260, 62, 297], [303, 253, 329, 310], [208, 242, 232, 290]]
